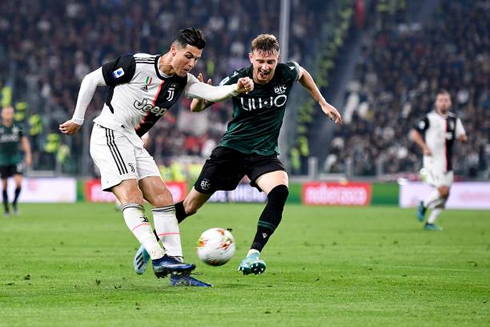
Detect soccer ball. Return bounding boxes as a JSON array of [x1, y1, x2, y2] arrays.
[[196, 228, 236, 266]]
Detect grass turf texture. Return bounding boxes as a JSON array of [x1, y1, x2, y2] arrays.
[[1, 203, 489, 326]]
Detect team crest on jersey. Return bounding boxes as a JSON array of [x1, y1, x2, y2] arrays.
[[448, 120, 454, 130], [166, 83, 177, 101], [274, 85, 287, 94], [200, 179, 211, 191], [140, 76, 153, 92], [112, 68, 125, 79]]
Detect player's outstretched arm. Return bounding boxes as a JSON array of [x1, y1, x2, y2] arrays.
[[59, 68, 106, 135], [185, 74, 253, 108], [190, 73, 213, 112], [298, 66, 342, 125]]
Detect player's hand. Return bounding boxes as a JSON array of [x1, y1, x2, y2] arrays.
[[197, 72, 212, 85], [423, 147, 432, 156], [59, 120, 81, 135], [321, 103, 342, 125], [236, 77, 254, 94]]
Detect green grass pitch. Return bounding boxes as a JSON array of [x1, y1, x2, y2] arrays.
[[1, 203, 489, 326]]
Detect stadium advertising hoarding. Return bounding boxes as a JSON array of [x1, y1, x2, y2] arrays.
[[84, 180, 187, 202], [208, 183, 267, 203], [400, 182, 490, 209], [8, 178, 77, 203], [302, 182, 372, 206]]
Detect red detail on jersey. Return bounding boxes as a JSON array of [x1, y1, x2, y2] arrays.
[[444, 118, 448, 172], [135, 81, 165, 132], [153, 81, 165, 105]]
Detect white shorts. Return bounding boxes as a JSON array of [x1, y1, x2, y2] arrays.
[[90, 124, 160, 191], [425, 167, 454, 188]]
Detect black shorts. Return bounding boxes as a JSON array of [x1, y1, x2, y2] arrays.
[[0, 163, 23, 179], [194, 146, 286, 194]]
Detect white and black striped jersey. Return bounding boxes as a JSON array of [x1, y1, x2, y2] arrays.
[[93, 53, 198, 138], [414, 110, 466, 172]]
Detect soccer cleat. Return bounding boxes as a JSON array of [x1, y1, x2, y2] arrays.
[[417, 201, 426, 222], [238, 252, 266, 275], [170, 273, 213, 287], [133, 244, 150, 275], [152, 255, 196, 278], [424, 223, 443, 231]]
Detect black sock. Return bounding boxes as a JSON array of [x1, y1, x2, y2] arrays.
[[13, 187, 21, 206], [2, 189, 9, 213], [175, 201, 189, 223], [251, 185, 289, 252]]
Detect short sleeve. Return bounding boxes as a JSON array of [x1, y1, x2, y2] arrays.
[[284, 61, 301, 82], [413, 116, 429, 133], [219, 71, 240, 86], [101, 54, 136, 87], [455, 117, 466, 138]]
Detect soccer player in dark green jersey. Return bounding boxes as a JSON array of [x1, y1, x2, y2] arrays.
[[134, 34, 341, 276], [0, 106, 32, 216]]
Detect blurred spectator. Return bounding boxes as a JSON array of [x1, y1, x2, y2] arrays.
[[331, 0, 489, 178], [0, 0, 328, 174]]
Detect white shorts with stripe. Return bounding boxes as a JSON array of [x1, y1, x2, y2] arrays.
[[425, 167, 454, 188], [90, 124, 160, 191]]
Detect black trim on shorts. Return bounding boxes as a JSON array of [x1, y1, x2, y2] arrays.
[[104, 128, 128, 174]]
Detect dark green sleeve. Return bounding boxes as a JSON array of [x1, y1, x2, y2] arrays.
[[284, 61, 301, 82], [218, 71, 240, 86]]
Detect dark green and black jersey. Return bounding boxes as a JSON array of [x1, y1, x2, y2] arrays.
[[219, 62, 300, 156], [0, 123, 24, 166]]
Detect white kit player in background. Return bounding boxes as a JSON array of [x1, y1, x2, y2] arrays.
[[411, 89, 467, 231], [59, 28, 254, 287]]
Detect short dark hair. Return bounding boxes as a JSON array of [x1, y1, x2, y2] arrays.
[[251, 34, 280, 54], [173, 28, 206, 49], [436, 89, 450, 97]]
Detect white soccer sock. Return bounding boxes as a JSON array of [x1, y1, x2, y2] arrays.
[[121, 203, 164, 260], [152, 205, 183, 259], [427, 208, 443, 224], [423, 189, 441, 208]]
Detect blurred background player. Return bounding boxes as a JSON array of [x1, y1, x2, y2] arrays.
[[134, 34, 342, 276], [60, 28, 254, 287], [411, 89, 467, 231], [0, 106, 32, 217]]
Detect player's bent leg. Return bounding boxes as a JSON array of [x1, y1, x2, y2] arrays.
[[240, 172, 289, 275], [139, 177, 197, 276], [178, 187, 214, 221]]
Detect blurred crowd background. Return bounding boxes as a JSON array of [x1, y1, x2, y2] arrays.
[[0, 0, 488, 181]]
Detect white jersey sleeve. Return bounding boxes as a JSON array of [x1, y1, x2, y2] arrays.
[[184, 74, 239, 102], [71, 68, 106, 125], [455, 117, 466, 138]]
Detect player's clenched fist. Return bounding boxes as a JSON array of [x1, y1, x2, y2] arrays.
[[59, 120, 81, 135], [236, 77, 254, 94]]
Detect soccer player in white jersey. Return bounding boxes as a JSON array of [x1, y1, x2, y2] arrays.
[[411, 89, 467, 231], [133, 34, 342, 277], [59, 28, 254, 287]]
